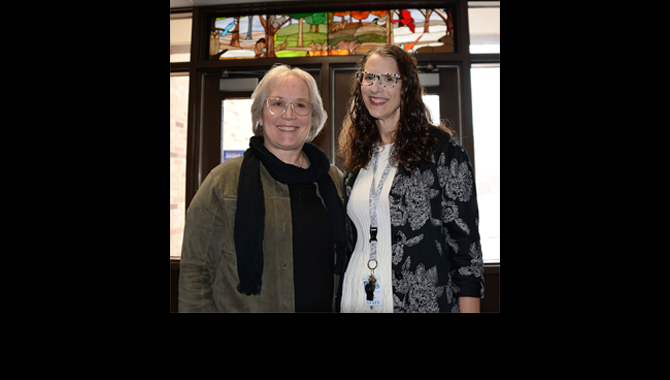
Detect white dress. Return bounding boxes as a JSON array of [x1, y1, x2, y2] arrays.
[[340, 143, 397, 313]]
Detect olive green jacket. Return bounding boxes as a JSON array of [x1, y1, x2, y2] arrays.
[[178, 155, 344, 312]]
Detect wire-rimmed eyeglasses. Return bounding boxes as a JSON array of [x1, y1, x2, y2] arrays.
[[355, 71, 401, 88], [265, 97, 313, 117]]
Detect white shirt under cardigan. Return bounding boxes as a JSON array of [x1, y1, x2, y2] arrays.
[[341, 143, 398, 313]]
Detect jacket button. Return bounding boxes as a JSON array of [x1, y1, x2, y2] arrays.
[[395, 234, 402, 242], [395, 271, 403, 280]]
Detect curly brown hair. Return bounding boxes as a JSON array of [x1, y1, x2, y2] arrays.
[[337, 44, 454, 174]]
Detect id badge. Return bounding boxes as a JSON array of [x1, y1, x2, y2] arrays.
[[362, 275, 382, 308]]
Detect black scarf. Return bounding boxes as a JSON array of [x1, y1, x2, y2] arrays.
[[234, 136, 346, 295]]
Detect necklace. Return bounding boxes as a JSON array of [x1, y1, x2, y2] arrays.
[[366, 145, 392, 302]]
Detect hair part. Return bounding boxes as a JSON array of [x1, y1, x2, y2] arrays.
[[251, 63, 326, 142]]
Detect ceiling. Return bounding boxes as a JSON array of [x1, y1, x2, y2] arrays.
[[171, 0, 501, 9], [171, 1, 499, 36], [170, 0, 313, 8], [170, 0, 499, 36]]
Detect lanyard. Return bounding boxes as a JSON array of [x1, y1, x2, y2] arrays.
[[368, 145, 392, 274]]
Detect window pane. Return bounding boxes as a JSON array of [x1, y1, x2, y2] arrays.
[[222, 98, 254, 162], [170, 73, 189, 257], [468, 3, 500, 54], [171, 13, 192, 62], [471, 65, 500, 262], [422, 94, 440, 126]]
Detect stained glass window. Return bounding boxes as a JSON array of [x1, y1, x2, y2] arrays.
[[209, 8, 455, 60]]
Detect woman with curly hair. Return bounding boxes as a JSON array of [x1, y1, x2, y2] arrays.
[[337, 44, 484, 313]]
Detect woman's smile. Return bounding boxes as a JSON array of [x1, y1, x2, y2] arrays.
[[368, 96, 389, 106], [276, 125, 300, 132]]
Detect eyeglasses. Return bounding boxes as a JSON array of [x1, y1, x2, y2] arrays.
[[355, 71, 401, 88], [265, 97, 313, 117]]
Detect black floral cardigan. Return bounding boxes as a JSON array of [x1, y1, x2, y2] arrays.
[[338, 132, 485, 313]]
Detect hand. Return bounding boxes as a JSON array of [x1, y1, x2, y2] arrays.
[[458, 297, 480, 313]]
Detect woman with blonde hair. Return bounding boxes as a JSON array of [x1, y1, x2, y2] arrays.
[[180, 64, 346, 312]]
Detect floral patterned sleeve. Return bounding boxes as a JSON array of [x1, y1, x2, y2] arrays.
[[436, 134, 485, 299]]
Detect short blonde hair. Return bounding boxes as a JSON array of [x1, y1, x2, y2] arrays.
[[250, 64, 326, 142]]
